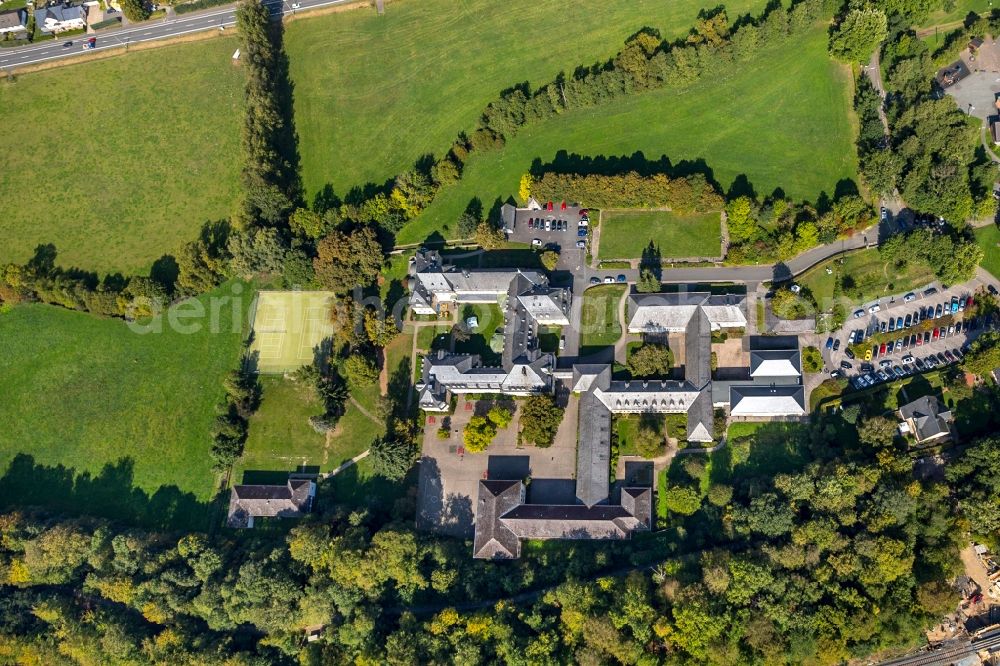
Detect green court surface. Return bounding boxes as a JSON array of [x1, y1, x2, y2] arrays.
[[249, 291, 337, 373]]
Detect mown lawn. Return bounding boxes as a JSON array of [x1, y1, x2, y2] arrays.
[[0, 281, 250, 529], [397, 25, 856, 244], [798, 247, 937, 311], [975, 224, 1000, 280], [0, 37, 244, 274], [580, 284, 625, 351], [233, 376, 328, 484], [599, 210, 721, 260], [286, 0, 772, 203]]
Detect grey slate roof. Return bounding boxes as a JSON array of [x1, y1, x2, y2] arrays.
[[0, 9, 27, 30], [472, 480, 524, 559], [729, 384, 805, 416], [576, 392, 612, 507], [685, 388, 715, 442], [899, 395, 953, 442], [472, 480, 651, 559], [227, 479, 314, 528], [684, 305, 712, 389]]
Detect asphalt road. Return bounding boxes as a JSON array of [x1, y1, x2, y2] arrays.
[[0, 0, 351, 69]]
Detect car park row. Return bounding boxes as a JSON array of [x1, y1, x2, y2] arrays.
[[531, 209, 590, 250]]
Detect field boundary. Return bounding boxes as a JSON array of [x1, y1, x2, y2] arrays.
[[597, 208, 724, 264]]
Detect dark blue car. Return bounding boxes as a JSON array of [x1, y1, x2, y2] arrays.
[[577, 229, 588, 237], [825, 336, 834, 349]]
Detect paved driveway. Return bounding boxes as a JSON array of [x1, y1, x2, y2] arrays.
[[416, 397, 578, 537]]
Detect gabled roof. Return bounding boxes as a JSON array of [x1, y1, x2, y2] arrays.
[[576, 392, 612, 507], [227, 479, 314, 528], [899, 395, 953, 442], [626, 292, 746, 333], [0, 9, 27, 30], [750, 349, 802, 378], [729, 385, 805, 416], [571, 364, 612, 393], [472, 480, 523, 559], [685, 388, 715, 442]]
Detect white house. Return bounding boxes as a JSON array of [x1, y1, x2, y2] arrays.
[[35, 5, 86, 34]]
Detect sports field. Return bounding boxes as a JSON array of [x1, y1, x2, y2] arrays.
[[0, 281, 250, 529], [286, 0, 770, 200], [598, 210, 722, 260], [249, 291, 336, 373], [397, 25, 856, 244], [0, 36, 243, 274]]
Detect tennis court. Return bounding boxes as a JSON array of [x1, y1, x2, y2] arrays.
[[249, 291, 337, 373]]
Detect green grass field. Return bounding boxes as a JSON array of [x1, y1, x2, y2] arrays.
[[286, 0, 771, 202], [916, 0, 991, 31], [798, 248, 936, 310], [0, 37, 243, 274], [599, 210, 721, 260], [397, 24, 856, 244], [975, 224, 1000, 280], [580, 285, 625, 351], [233, 376, 328, 484], [0, 282, 250, 529]]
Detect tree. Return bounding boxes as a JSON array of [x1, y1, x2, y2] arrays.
[[725, 196, 758, 245], [829, 8, 887, 63], [313, 227, 384, 292], [857, 415, 897, 447], [635, 267, 660, 293], [363, 308, 399, 347], [540, 250, 559, 271], [463, 415, 497, 453], [457, 212, 479, 238], [520, 395, 563, 447], [121, 0, 150, 22], [289, 208, 325, 239], [706, 483, 733, 507], [962, 331, 1000, 378], [342, 355, 378, 389], [634, 424, 664, 458], [801, 346, 823, 373], [664, 486, 701, 515], [518, 173, 533, 204], [475, 222, 505, 250], [487, 406, 512, 429], [227, 228, 286, 277], [369, 435, 414, 480], [627, 344, 672, 378], [771, 288, 812, 320]]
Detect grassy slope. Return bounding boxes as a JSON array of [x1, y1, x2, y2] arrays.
[[234, 376, 327, 483], [0, 282, 249, 526], [799, 248, 936, 309], [0, 37, 243, 274], [975, 224, 1000, 280], [286, 0, 769, 200], [599, 210, 722, 260], [399, 25, 856, 244]]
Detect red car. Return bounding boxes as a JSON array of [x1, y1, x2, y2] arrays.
[[932, 327, 939, 340], [879, 342, 887, 356], [916, 334, 922, 346]]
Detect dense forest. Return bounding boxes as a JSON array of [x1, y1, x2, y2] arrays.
[[2, 415, 999, 664]]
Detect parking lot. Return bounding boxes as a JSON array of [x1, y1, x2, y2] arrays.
[[823, 277, 998, 390], [506, 204, 592, 253]]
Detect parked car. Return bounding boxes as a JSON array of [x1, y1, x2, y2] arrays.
[[531, 238, 542, 246], [854, 309, 865, 318], [923, 330, 931, 344], [879, 342, 887, 355], [577, 229, 588, 237], [902, 363, 913, 375], [880, 320, 888, 333], [959, 295, 967, 311], [914, 357, 926, 370], [617, 274, 627, 284], [604, 276, 615, 284], [932, 327, 939, 341], [939, 326, 947, 339], [576, 240, 586, 248], [861, 362, 874, 372], [833, 339, 841, 351], [951, 296, 959, 313], [892, 366, 905, 378], [916, 333, 923, 346], [937, 352, 948, 364], [953, 347, 964, 360], [888, 318, 896, 333], [935, 303, 943, 318], [966, 295, 973, 309], [904, 314, 912, 328], [955, 321, 962, 334], [840, 360, 853, 370], [869, 304, 881, 314], [902, 354, 914, 364], [845, 347, 856, 359], [924, 287, 938, 296], [989, 284, 998, 295], [909, 334, 917, 347], [904, 292, 916, 302], [944, 350, 955, 362], [880, 359, 893, 369], [830, 370, 841, 378], [589, 276, 600, 285], [825, 337, 834, 349], [947, 324, 954, 336], [877, 370, 890, 382]]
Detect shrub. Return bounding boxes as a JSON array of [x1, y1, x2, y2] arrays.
[[664, 486, 702, 516]]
